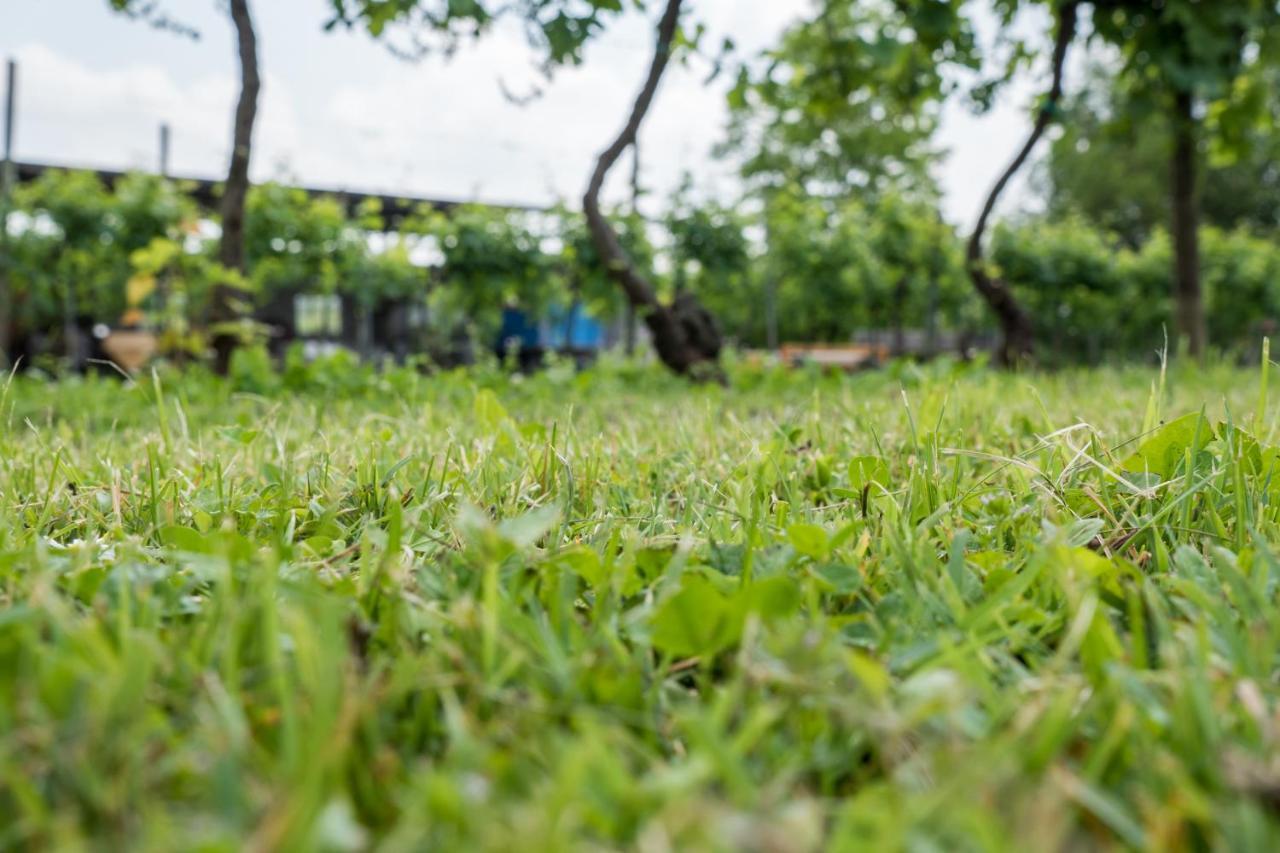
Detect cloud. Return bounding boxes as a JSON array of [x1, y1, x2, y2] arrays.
[[11, 41, 305, 183]]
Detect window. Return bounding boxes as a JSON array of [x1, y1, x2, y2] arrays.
[[294, 294, 342, 338]]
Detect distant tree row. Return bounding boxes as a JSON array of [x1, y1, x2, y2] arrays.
[[13, 161, 1280, 370]]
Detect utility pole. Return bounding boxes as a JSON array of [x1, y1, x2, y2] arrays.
[[159, 122, 171, 177], [0, 59, 17, 369]]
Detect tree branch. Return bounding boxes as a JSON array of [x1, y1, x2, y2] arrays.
[[211, 0, 261, 373], [581, 0, 682, 314], [966, 0, 1079, 363], [217, 0, 261, 274], [969, 0, 1078, 263]]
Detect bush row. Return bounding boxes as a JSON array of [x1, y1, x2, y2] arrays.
[[5, 169, 1279, 363]]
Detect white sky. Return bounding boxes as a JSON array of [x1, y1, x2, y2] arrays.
[[1, 0, 1047, 226]]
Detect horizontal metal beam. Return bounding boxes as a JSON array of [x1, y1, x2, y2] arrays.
[[11, 159, 546, 227]]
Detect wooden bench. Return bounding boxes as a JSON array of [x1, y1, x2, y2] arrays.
[[779, 343, 888, 371]]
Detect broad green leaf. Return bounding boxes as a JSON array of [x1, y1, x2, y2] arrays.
[[1120, 412, 1215, 479], [556, 546, 606, 588], [847, 455, 890, 491], [650, 575, 736, 658], [158, 525, 208, 553], [787, 522, 829, 560], [737, 575, 801, 622], [633, 545, 676, 583], [125, 273, 156, 307], [844, 650, 890, 700], [814, 562, 862, 594]]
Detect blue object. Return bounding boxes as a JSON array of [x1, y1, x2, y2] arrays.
[[543, 302, 604, 350], [498, 303, 605, 353], [497, 307, 540, 352]]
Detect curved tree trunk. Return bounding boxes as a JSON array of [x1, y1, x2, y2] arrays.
[[0, 60, 16, 369], [624, 141, 640, 356], [582, 0, 723, 379], [212, 0, 261, 374], [966, 0, 1078, 366], [1171, 88, 1205, 359]]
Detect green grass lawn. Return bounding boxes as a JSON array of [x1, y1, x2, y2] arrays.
[[3, 356, 1280, 850]]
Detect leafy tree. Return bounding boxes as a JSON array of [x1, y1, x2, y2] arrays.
[[993, 217, 1280, 363], [1044, 66, 1280, 248], [1087, 0, 1280, 357], [868, 191, 976, 351], [10, 171, 117, 352], [325, 0, 622, 67], [582, 0, 728, 378], [244, 188, 435, 352], [109, 0, 262, 372], [722, 0, 1070, 362], [723, 0, 951, 202], [757, 186, 973, 347], [125, 235, 220, 361], [331, 0, 727, 377], [244, 184, 356, 301], [958, 0, 1080, 364]]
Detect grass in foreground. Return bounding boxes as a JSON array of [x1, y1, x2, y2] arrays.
[[3, 356, 1280, 850]]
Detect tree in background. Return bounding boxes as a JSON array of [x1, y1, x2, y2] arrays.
[[557, 205, 655, 341], [429, 204, 554, 338], [1088, 0, 1280, 358], [213, 0, 262, 373], [583, 0, 726, 378], [723, 0, 948, 203], [108, 0, 262, 373], [963, 0, 1079, 364], [1044, 65, 1280, 248], [753, 185, 972, 348], [329, 0, 728, 377], [244, 184, 357, 301], [720, 0, 971, 353]]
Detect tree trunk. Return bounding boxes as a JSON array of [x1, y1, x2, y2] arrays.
[[764, 278, 779, 351], [966, 0, 1078, 366], [0, 164, 11, 370], [625, 141, 640, 356], [63, 281, 82, 370], [582, 0, 723, 379], [212, 0, 261, 374], [763, 209, 779, 350], [0, 61, 15, 370], [1171, 89, 1205, 359], [892, 275, 907, 356]]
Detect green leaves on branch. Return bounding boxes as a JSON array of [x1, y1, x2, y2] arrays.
[[724, 0, 953, 200], [325, 0, 632, 68]]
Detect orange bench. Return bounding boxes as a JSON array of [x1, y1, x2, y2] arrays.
[[779, 343, 888, 371]]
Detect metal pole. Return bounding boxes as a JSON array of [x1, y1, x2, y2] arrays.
[[159, 122, 171, 177], [0, 59, 17, 369], [3, 59, 14, 164]]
